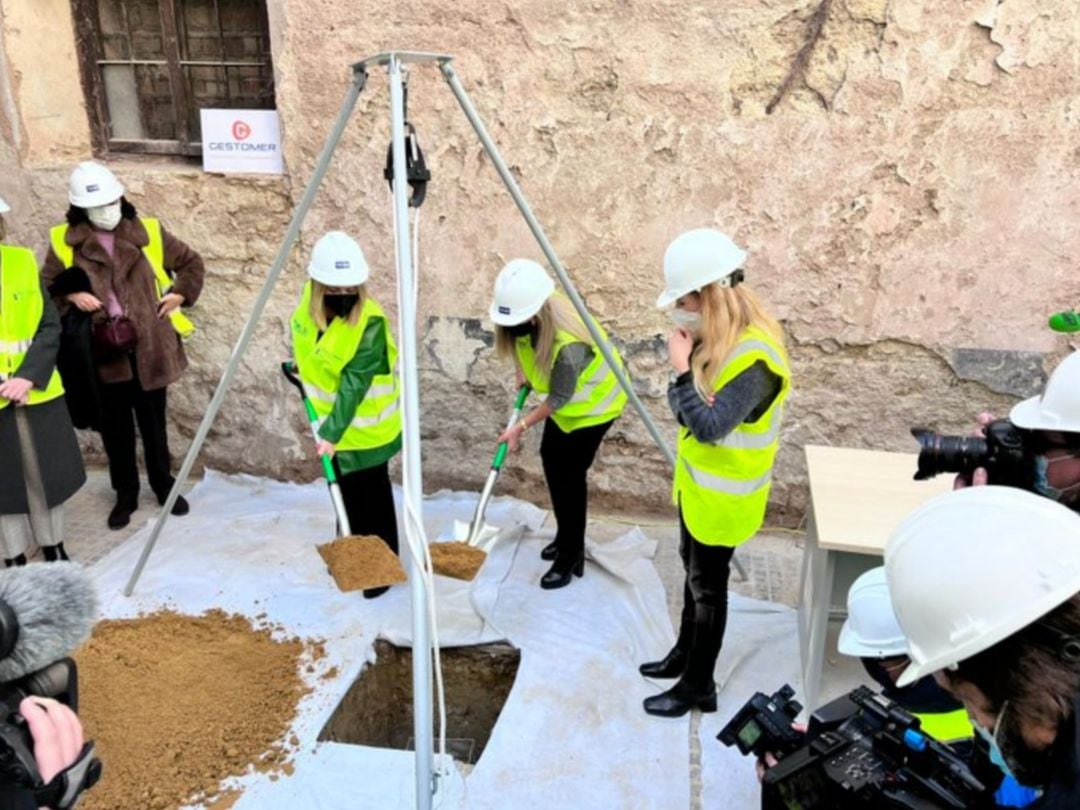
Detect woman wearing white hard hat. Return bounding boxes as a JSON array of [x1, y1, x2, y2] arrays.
[[642, 228, 791, 718], [42, 161, 205, 530], [0, 194, 86, 565], [290, 232, 402, 598], [886, 486, 1080, 806], [489, 259, 627, 589]]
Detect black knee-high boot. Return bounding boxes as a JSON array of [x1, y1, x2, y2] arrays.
[[642, 605, 722, 717]]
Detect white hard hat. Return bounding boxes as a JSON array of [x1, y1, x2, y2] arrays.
[[308, 231, 370, 286], [837, 567, 909, 658], [886, 486, 1080, 688], [0, 196, 9, 214], [67, 161, 124, 208], [656, 228, 747, 308], [489, 259, 555, 326], [1010, 351, 1080, 434]]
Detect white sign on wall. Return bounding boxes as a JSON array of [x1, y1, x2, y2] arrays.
[[200, 109, 284, 175]]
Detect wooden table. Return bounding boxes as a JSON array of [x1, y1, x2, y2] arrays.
[[797, 445, 954, 713]]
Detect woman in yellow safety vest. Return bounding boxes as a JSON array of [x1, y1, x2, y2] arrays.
[[0, 194, 86, 565], [490, 259, 627, 590], [290, 232, 403, 599], [641, 229, 791, 718], [42, 162, 204, 531]]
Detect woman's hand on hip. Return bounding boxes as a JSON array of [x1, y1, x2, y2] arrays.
[[67, 292, 102, 312], [157, 292, 185, 318], [315, 439, 336, 458], [0, 377, 33, 405], [667, 328, 694, 374]]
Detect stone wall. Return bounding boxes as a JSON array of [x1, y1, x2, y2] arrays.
[[1, 0, 1077, 524]]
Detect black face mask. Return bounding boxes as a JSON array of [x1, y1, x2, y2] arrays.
[[325, 294, 359, 318], [506, 322, 535, 338]]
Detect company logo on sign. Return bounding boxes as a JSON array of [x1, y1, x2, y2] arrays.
[[201, 109, 283, 175], [232, 120, 252, 141]]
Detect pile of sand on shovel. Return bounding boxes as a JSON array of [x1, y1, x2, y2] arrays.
[[317, 535, 408, 591], [428, 541, 487, 581]]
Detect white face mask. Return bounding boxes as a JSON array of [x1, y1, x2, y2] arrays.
[[670, 308, 703, 333], [87, 201, 122, 231]]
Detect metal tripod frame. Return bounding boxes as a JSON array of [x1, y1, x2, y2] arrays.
[[123, 50, 744, 808]]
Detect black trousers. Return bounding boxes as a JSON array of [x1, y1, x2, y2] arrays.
[[99, 371, 173, 500], [539, 418, 613, 560], [333, 460, 400, 556], [676, 508, 735, 690]]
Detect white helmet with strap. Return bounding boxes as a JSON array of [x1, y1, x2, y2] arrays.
[[68, 162, 124, 208], [1010, 351, 1080, 434], [489, 259, 555, 326], [886, 486, 1080, 687], [838, 567, 909, 658], [657, 228, 747, 308], [308, 231, 370, 286]]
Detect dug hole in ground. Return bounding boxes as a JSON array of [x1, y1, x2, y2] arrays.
[[78, 471, 862, 809]]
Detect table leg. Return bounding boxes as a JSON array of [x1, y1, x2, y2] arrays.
[[798, 507, 834, 716]]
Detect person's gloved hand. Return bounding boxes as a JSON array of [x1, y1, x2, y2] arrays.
[[953, 412, 995, 489]]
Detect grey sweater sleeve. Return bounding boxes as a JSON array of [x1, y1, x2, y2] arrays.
[[667, 361, 782, 444], [546, 343, 594, 412]]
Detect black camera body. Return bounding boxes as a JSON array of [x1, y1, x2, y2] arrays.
[[0, 658, 100, 796], [718, 684, 804, 759], [721, 685, 988, 810], [912, 418, 1034, 490]]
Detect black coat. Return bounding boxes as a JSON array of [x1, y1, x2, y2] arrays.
[[0, 275, 86, 515]]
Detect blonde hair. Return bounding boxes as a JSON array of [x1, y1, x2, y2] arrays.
[[495, 294, 593, 376], [691, 283, 787, 397], [309, 280, 365, 331]]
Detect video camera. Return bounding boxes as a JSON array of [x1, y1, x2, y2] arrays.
[[911, 419, 1034, 490], [720, 684, 988, 809], [0, 658, 101, 807]]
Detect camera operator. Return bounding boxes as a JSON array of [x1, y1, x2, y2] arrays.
[[0, 697, 87, 810], [955, 352, 1080, 508], [886, 485, 1080, 809]]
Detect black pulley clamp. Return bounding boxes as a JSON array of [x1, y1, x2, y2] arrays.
[[384, 123, 431, 208]]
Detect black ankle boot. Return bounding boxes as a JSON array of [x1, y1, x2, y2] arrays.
[[4, 554, 27, 568], [363, 585, 390, 599], [108, 494, 138, 530], [156, 491, 190, 516], [540, 553, 584, 590], [42, 544, 69, 562], [642, 679, 717, 718], [540, 539, 558, 561], [639, 647, 688, 679]]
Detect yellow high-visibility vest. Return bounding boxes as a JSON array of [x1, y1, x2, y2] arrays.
[[515, 320, 627, 433], [0, 245, 65, 410], [50, 218, 195, 339], [674, 325, 790, 546], [291, 282, 402, 451], [913, 708, 975, 744]]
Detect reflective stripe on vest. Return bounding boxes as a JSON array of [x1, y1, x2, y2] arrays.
[[515, 317, 627, 433], [913, 708, 974, 743], [290, 282, 402, 452], [674, 326, 791, 547], [49, 219, 195, 339], [0, 245, 65, 408]]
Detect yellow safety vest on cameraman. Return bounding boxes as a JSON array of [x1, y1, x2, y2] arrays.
[[913, 708, 974, 745], [674, 325, 790, 547], [515, 321, 628, 433], [291, 282, 402, 451], [0, 246, 65, 410], [49, 218, 195, 339]]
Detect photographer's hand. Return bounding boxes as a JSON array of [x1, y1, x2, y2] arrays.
[[20, 697, 83, 786], [755, 723, 806, 782], [953, 413, 995, 489]]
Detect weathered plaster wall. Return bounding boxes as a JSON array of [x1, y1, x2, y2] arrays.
[[2, 0, 1078, 523]]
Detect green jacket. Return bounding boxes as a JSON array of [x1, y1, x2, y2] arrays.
[[317, 315, 402, 473]]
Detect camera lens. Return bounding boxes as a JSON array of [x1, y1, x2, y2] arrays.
[[911, 429, 990, 481]]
